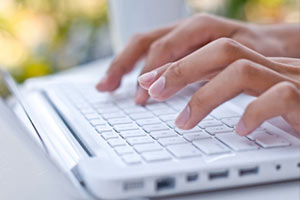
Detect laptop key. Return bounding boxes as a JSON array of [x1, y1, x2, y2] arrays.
[[158, 136, 187, 146], [159, 114, 177, 122], [114, 123, 140, 132], [89, 119, 106, 126], [198, 120, 223, 128], [107, 138, 127, 147], [143, 124, 169, 132], [95, 124, 113, 133], [84, 113, 100, 120], [216, 133, 259, 151], [122, 154, 142, 164], [175, 126, 203, 135], [136, 118, 161, 126], [123, 107, 147, 114], [183, 132, 211, 142], [255, 135, 290, 148], [247, 130, 270, 141], [193, 139, 230, 155], [205, 125, 233, 135], [119, 130, 145, 138], [149, 130, 178, 139], [107, 118, 132, 125], [115, 146, 136, 155], [102, 112, 127, 119], [129, 112, 154, 120], [166, 121, 176, 129], [134, 143, 163, 153], [101, 131, 119, 140], [127, 136, 154, 145], [167, 144, 201, 158], [221, 117, 240, 128], [142, 150, 172, 162], [152, 108, 176, 116]]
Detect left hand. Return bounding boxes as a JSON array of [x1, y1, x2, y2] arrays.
[[138, 38, 300, 135]]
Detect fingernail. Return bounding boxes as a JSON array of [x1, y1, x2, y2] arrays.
[[138, 71, 157, 83], [236, 120, 248, 135], [175, 105, 190, 128], [149, 76, 165, 97]]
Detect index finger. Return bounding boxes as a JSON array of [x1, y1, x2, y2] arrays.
[[96, 25, 175, 92]]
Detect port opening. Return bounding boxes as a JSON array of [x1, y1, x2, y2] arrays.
[[208, 170, 229, 180], [276, 164, 281, 171], [156, 177, 175, 191], [239, 167, 259, 177], [186, 173, 198, 182]]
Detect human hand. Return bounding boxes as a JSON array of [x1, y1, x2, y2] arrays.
[[96, 13, 300, 105], [138, 38, 300, 135]]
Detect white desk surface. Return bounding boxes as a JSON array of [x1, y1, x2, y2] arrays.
[[1, 58, 299, 200]]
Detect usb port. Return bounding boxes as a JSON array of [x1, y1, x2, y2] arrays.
[[156, 177, 175, 191], [209, 170, 229, 180], [239, 167, 259, 177]]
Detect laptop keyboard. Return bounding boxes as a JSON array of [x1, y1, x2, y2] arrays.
[[61, 84, 291, 165]]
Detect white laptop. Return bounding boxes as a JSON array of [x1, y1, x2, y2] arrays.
[[0, 68, 299, 200]]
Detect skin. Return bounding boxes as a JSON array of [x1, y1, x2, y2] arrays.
[[96, 14, 300, 135]]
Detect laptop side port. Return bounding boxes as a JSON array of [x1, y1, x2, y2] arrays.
[[123, 180, 144, 191], [239, 167, 259, 177], [186, 173, 199, 182], [208, 170, 229, 180], [156, 177, 175, 191]]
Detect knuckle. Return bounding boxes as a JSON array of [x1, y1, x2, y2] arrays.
[[149, 39, 172, 54], [228, 59, 256, 80], [215, 37, 241, 54], [129, 33, 148, 45], [193, 13, 213, 22], [275, 82, 300, 102], [167, 61, 187, 84]]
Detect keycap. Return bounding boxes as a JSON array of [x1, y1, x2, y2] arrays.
[[89, 119, 106, 126], [221, 117, 240, 128], [102, 112, 127, 119], [95, 107, 120, 114], [150, 130, 178, 139], [122, 154, 142, 164], [202, 115, 215, 121], [80, 108, 96, 115], [101, 131, 119, 140], [114, 123, 140, 132], [166, 121, 176, 129], [134, 143, 163, 153], [107, 118, 132, 125], [92, 102, 115, 109], [142, 151, 172, 162], [167, 144, 201, 158], [119, 130, 146, 138], [146, 103, 169, 111], [135, 118, 161, 126], [216, 133, 259, 151], [198, 120, 223, 128], [95, 124, 113, 133], [152, 108, 176, 116], [175, 126, 203, 135], [210, 107, 240, 119], [159, 114, 177, 122], [114, 146, 136, 155], [254, 135, 290, 148], [193, 139, 230, 155], [129, 112, 154, 120], [116, 99, 136, 109], [143, 124, 170, 132], [123, 107, 147, 114], [158, 136, 187, 146], [247, 130, 271, 140], [127, 136, 154, 145], [107, 138, 127, 147], [84, 113, 99, 120], [205, 125, 233, 135], [183, 132, 211, 141]]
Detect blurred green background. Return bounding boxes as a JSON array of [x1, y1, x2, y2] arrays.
[[0, 0, 299, 82]]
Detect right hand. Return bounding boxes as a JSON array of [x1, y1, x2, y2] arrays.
[[96, 13, 300, 105]]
